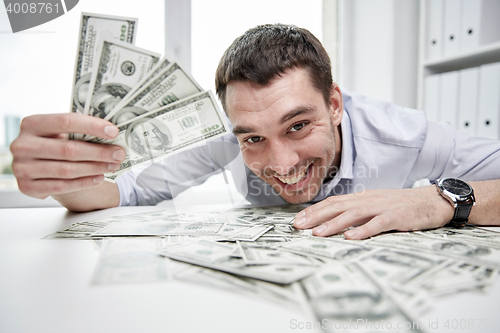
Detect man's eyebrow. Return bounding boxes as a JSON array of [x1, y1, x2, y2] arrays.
[[279, 106, 315, 125], [232, 106, 316, 136], [233, 125, 255, 135]]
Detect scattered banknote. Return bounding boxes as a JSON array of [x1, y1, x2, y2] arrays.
[[367, 232, 500, 268], [278, 237, 374, 260], [301, 263, 422, 333], [159, 238, 318, 284], [44, 206, 500, 328], [92, 221, 225, 237], [91, 238, 170, 285]]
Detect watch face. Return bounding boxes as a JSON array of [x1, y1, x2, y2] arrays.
[[442, 178, 472, 196]]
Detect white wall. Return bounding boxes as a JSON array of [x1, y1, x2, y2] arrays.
[[191, 0, 323, 96], [339, 0, 419, 108]]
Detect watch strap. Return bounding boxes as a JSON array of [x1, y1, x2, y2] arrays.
[[452, 197, 474, 224]]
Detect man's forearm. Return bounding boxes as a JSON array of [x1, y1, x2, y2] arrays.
[[52, 181, 120, 212], [468, 179, 500, 226]]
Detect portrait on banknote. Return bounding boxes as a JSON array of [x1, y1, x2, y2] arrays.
[[125, 117, 172, 158], [431, 242, 491, 257], [90, 83, 131, 118], [110, 106, 148, 125]]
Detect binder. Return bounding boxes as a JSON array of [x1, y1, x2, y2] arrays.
[[424, 74, 441, 123], [478, 0, 500, 45], [457, 67, 479, 136], [427, 0, 444, 60], [439, 71, 459, 129], [443, 0, 462, 57], [477, 62, 500, 140], [460, 0, 481, 52]]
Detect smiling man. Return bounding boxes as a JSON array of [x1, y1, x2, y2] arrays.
[[11, 24, 500, 239]]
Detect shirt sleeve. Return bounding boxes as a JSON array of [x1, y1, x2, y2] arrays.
[[406, 120, 500, 186], [117, 133, 240, 206]]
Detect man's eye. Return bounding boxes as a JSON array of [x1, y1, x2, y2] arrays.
[[290, 122, 306, 132], [246, 136, 263, 143]]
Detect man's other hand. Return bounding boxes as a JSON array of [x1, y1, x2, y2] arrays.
[[293, 186, 455, 240]]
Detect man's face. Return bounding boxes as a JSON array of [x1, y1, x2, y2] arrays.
[[225, 67, 343, 204]]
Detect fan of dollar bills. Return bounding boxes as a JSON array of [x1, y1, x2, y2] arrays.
[[69, 13, 229, 182]]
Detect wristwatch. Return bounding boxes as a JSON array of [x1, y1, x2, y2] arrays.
[[435, 177, 476, 227]]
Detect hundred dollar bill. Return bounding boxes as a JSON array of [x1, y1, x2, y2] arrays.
[[91, 221, 224, 237], [160, 239, 318, 284], [84, 39, 160, 119], [368, 233, 500, 268], [106, 56, 173, 117], [227, 210, 296, 224], [238, 242, 319, 265], [173, 265, 306, 309], [356, 247, 450, 291], [70, 13, 137, 115], [88, 90, 229, 183], [301, 263, 421, 333], [279, 237, 374, 260], [402, 260, 499, 298], [416, 226, 500, 249], [228, 224, 274, 241], [105, 62, 203, 125], [161, 239, 237, 263], [91, 238, 169, 285]]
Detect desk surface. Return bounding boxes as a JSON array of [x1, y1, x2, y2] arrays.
[[1, 206, 499, 333]]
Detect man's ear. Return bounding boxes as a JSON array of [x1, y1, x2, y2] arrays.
[[329, 82, 343, 127]]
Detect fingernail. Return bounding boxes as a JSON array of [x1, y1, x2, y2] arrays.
[[108, 163, 120, 171], [345, 229, 358, 239], [104, 126, 118, 138], [93, 175, 104, 184], [295, 210, 306, 218], [294, 216, 307, 227], [113, 150, 126, 162], [314, 224, 327, 234]]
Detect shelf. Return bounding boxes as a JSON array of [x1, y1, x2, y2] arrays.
[[423, 41, 500, 74]]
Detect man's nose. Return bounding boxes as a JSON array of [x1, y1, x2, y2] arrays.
[[267, 140, 300, 175]]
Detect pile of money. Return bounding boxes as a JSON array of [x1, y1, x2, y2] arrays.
[[69, 13, 229, 182], [45, 205, 500, 332]]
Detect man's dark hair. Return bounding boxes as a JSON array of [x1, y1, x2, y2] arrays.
[[215, 23, 333, 112]]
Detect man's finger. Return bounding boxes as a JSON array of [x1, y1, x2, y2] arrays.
[[344, 215, 392, 240], [311, 208, 375, 237], [13, 159, 121, 180], [21, 113, 119, 139], [11, 136, 126, 162], [294, 193, 372, 229], [17, 176, 105, 199]]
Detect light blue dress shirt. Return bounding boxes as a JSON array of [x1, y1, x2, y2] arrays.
[[117, 89, 500, 206]]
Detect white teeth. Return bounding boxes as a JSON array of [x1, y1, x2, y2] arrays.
[[278, 168, 307, 185]]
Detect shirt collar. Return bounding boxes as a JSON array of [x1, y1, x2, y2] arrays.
[[316, 109, 354, 198]]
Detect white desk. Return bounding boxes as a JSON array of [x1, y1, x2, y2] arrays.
[[1, 206, 499, 333]]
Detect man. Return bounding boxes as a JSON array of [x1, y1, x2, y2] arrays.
[[10, 24, 500, 240]]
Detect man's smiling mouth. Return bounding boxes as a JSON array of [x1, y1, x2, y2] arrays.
[[276, 162, 313, 185]]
